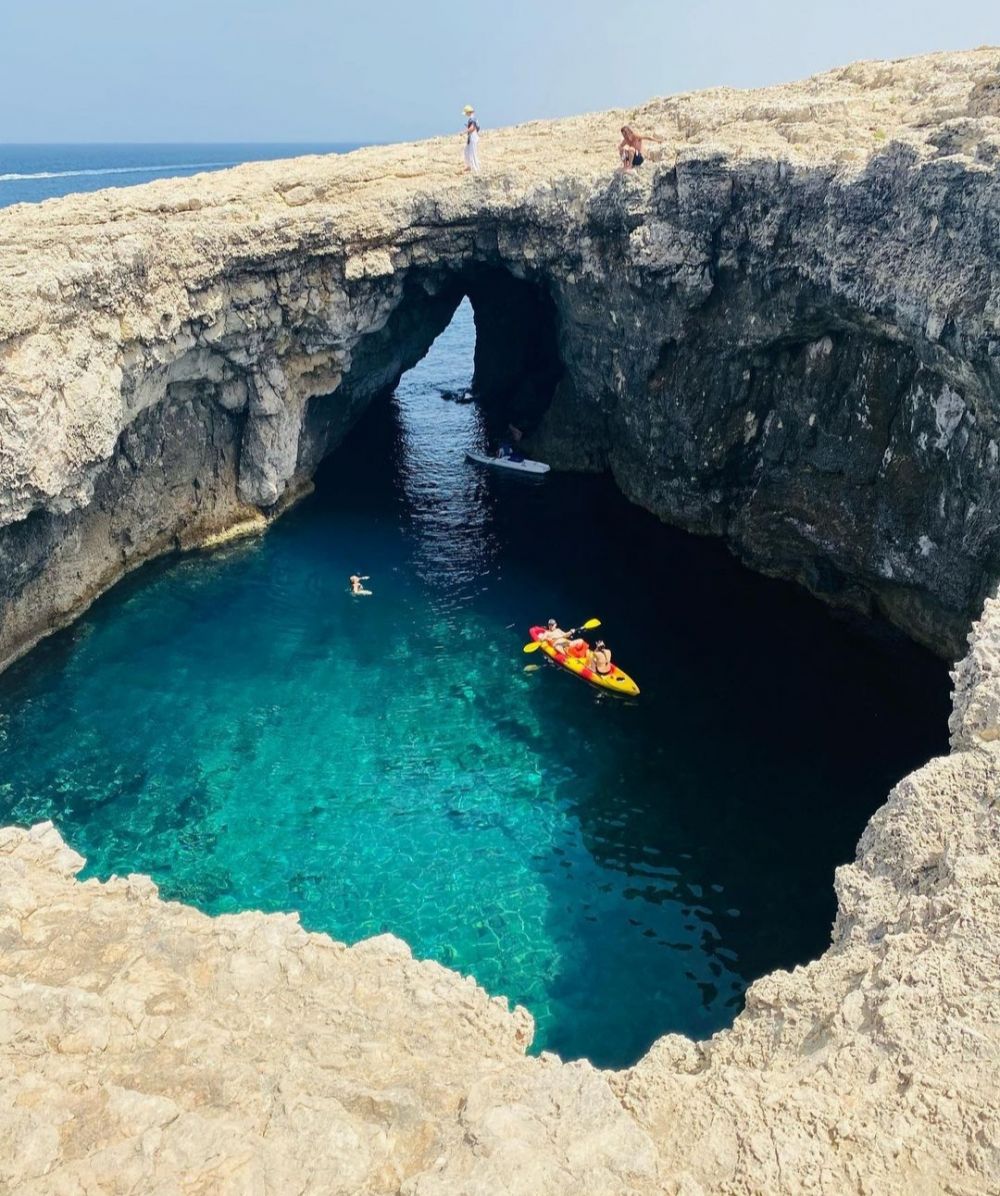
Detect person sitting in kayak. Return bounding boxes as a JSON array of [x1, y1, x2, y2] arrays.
[[349, 574, 371, 595], [539, 618, 570, 649], [590, 640, 613, 675]]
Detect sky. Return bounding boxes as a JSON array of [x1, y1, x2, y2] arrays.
[[1, 0, 997, 143]]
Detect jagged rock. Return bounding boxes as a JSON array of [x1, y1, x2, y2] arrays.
[[2, 49, 1000, 664], [1, 47, 1000, 1194], [1, 588, 998, 1193]]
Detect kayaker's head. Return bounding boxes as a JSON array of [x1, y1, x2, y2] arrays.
[[595, 640, 606, 649], [547, 619, 557, 630]]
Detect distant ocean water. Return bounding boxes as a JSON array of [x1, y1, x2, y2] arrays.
[[0, 143, 361, 207]]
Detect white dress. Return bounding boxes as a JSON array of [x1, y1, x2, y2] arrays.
[[464, 120, 480, 172]]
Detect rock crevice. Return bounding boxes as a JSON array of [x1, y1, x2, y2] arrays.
[[2, 48, 1000, 661], [1, 47, 1000, 1193]]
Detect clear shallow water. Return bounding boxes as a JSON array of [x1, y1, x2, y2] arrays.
[[0, 143, 360, 207], [0, 303, 950, 1066]]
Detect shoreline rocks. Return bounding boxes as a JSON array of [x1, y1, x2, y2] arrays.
[[1, 47, 999, 1193], [1, 48, 1000, 661]]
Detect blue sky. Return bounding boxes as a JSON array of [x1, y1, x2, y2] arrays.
[[2, 0, 997, 142]]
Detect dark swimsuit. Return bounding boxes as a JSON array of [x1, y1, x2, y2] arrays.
[[632, 151, 644, 167]]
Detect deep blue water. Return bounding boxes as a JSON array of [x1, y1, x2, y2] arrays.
[[0, 302, 950, 1068], [0, 143, 359, 207]]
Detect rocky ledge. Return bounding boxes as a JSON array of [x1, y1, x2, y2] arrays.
[[1, 47, 1000, 1194], [1, 49, 1000, 663], [2, 596, 998, 1193]]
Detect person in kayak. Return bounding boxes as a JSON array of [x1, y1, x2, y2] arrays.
[[349, 574, 371, 595], [590, 640, 613, 675], [539, 619, 570, 649]]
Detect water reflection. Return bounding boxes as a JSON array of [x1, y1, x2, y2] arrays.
[[393, 300, 499, 609], [0, 296, 950, 1068]]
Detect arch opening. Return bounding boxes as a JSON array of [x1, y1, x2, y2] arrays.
[[297, 265, 564, 482]]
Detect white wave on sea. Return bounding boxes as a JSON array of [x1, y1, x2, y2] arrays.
[[0, 161, 236, 182]]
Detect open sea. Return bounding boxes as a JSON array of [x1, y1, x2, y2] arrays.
[[0, 143, 358, 207], [0, 149, 952, 1066]]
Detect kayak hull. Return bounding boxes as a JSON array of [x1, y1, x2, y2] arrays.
[[529, 626, 640, 696], [466, 450, 550, 474]]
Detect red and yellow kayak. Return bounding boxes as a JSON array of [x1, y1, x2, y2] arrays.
[[528, 626, 640, 696]]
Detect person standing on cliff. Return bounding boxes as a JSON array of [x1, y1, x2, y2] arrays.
[[462, 105, 481, 173]]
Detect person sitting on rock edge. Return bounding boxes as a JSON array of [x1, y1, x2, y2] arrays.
[[618, 126, 662, 171]]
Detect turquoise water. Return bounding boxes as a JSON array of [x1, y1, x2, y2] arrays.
[[0, 303, 950, 1066]]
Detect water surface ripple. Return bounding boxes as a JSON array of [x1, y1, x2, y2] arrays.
[[0, 302, 949, 1065]]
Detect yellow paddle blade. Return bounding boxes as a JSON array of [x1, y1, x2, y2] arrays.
[[580, 618, 601, 630], [523, 641, 542, 653]]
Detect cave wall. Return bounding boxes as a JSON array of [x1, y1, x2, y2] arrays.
[[523, 151, 1000, 657], [1, 68, 999, 666], [0, 392, 251, 670], [535, 263, 1000, 654]]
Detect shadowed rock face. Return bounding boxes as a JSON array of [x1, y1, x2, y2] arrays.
[[1, 49, 999, 1195], [1, 49, 999, 664]]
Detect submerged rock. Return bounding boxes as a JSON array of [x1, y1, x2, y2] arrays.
[[0, 47, 999, 1194], [1, 591, 998, 1194]]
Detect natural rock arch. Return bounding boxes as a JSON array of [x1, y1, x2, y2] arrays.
[[2, 49, 999, 672], [1, 49, 1000, 1195]]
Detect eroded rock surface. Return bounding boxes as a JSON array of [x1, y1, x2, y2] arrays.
[[2, 46, 1000, 1195], [1, 48, 1000, 663], [2, 591, 999, 1192]]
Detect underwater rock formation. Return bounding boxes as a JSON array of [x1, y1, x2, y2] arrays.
[[1, 47, 1000, 1194], [1, 585, 998, 1192], [1, 49, 1000, 663]]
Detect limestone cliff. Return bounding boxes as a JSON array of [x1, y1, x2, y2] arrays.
[[2, 47, 1000, 1195], [2, 593, 998, 1193], [1, 48, 1000, 663]]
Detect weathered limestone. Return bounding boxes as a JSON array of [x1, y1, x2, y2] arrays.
[[1, 48, 1000, 663], [1, 46, 1000, 1194], [1, 592, 998, 1192]]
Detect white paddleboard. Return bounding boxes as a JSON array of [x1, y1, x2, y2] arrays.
[[465, 450, 550, 475]]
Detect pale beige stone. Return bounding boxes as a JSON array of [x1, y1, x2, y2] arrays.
[[0, 46, 999, 1195]]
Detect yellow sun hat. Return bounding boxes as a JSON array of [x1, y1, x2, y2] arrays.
[[463, 104, 474, 114]]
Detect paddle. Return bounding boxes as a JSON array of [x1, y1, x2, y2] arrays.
[[523, 618, 601, 653]]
